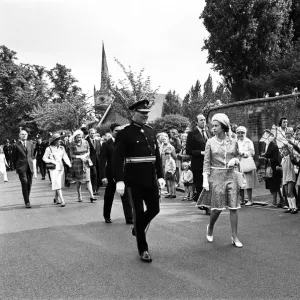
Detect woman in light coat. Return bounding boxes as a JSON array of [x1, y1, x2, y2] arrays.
[[43, 133, 71, 207], [236, 126, 259, 206]]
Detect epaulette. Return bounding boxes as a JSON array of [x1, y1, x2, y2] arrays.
[[144, 124, 153, 129]]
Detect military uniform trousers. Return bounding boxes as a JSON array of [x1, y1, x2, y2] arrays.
[[103, 179, 133, 222], [128, 184, 160, 254]]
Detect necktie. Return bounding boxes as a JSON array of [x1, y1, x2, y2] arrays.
[[202, 130, 207, 141]]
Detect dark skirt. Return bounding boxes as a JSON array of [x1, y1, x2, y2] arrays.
[[265, 169, 282, 193]]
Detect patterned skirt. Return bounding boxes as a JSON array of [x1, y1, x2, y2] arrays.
[[196, 168, 240, 210], [68, 158, 90, 183]]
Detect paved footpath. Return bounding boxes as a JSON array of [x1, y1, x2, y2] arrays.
[[0, 172, 299, 299]]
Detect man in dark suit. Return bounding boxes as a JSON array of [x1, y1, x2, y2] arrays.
[[86, 128, 101, 194], [99, 123, 133, 224], [3, 139, 13, 171], [186, 114, 211, 212], [12, 130, 35, 208]]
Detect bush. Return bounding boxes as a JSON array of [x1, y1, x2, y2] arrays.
[[151, 114, 190, 134]]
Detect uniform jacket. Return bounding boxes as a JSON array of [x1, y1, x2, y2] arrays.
[[33, 142, 46, 159], [99, 138, 114, 180], [112, 121, 163, 186], [12, 140, 34, 173], [86, 136, 101, 166], [186, 127, 211, 171], [3, 144, 13, 158]]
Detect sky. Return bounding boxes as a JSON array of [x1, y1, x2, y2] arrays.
[[0, 0, 221, 99]]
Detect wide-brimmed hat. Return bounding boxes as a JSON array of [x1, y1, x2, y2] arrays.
[[49, 133, 61, 145]]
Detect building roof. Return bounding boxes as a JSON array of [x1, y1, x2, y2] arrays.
[[98, 93, 166, 126], [148, 93, 166, 121]]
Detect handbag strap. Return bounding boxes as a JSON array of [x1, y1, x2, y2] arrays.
[[49, 146, 56, 161]]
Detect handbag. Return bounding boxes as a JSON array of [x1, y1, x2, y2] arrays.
[[265, 159, 273, 178], [45, 147, 56, 170], [234, 164, 247, 189], [240, 156, 256, 173]]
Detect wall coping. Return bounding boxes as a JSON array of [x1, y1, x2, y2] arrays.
[[208, 92, 300, 115]]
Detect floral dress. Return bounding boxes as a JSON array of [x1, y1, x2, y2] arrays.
[[196, 137, 240, 210], [68, 140, 91, 183]]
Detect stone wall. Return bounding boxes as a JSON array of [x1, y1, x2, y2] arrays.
[[207, 93, 300, 163]]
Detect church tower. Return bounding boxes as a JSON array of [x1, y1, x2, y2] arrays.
[[94, 43, 113, 115]]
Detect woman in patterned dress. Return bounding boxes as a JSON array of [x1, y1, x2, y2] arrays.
[[43, 133, 71, 207], [68, 130, 97, 202], [196, 113, 243, 247]]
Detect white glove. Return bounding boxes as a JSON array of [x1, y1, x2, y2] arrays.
[[102, 178, 108, 185], [228, 158, 239, 167], [203, 173, 209, 191], [158, 178, 166, 189], [116, 181, 125, 196]]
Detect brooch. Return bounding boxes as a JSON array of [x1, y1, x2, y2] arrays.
[[141, 129, 144, 133]]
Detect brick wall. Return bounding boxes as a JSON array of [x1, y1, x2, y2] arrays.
[[207, 93, 300, 164]]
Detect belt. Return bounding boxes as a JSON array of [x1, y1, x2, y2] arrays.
[[211, 167, 232, 170], [125, 156, 156, 163]]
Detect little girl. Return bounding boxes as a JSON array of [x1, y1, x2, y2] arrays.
[[180, 162, 193, 201], [0, 147, 8, 182], [164, 150, 176, 198], [277, 145, 297, 214]]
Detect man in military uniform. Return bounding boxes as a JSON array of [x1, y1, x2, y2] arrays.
[[3, 139, 13, 171], [112, 99, 165, 263], [33, 135, 46, 180]]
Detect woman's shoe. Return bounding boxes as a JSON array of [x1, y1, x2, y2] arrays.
[[90, 198, 97, 203], [284, 209, 292, 213], [206, 225, 213, 243], [245, 202, 253, 206], [291, 208, 298, 214], [78, 198, 83, 202], [54, 198, 57, 204], [231, 237, 243, 248], [61, 203, 66, 207]]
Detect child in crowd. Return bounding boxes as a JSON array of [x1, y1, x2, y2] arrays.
[[180, 162, 193, 201], [0, 147, 8, 182], [277, 145, 298, 214], [164, 150, 176, 198]]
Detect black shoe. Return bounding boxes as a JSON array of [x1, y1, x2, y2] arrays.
[[170, 195, 176, 198], [126, 220, 134, 225], [93, 191, 100, 195], [164, 195, 171, 198], [140, 251, 152, 263], [42, 177, 45, 180], [277, 203, 283, 208], [25, 203, 31, 208], [291, 209, 298, 214], [104, 218, 112, 223], [284, 209, 292, 213], [53, 198, 57, 204], [131, 226, 136, 236], [90, 197, 97, 203]]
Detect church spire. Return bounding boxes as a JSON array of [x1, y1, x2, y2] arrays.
[[100, 42, 109, 91]]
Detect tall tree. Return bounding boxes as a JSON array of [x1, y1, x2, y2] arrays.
[[47, 63, 81, 102], [214, 82, 233, 104], [108, 59, 159, 120], [162, 90, 181, 116], [201, 0, 294, 101], [0, 46, 48, 138], [202, 74, 215, 105]]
